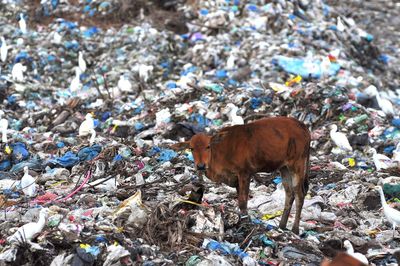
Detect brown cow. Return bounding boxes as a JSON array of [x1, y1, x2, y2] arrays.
[[172, 116, 311, 234]]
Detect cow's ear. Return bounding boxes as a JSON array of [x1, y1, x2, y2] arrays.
[[171, 141, 191, 151]]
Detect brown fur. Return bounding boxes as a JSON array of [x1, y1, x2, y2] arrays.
[[172, 117, 311, 234], [321, 253, 367, 266]]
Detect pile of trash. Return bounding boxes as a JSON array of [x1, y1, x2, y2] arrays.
[[0, 0, 399, 265]]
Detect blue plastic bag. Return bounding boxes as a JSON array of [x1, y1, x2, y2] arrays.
[[48, 151, 80, 168], [11, 142, 29, 163], [10, 159, 43, 173], [274, 56, 341, 79], [392, 118, 400, 129], [205, 239, 249, 259], [157, 149, 177, 162], [0, 160, 11, 171], [78, 144, 102, 161]]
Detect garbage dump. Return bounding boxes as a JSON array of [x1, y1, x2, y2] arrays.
[[0, 0, 400, 265]]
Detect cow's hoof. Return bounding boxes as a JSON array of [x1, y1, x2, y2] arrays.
[[278, 223, 287, 231], [291, 227, 299, 235]]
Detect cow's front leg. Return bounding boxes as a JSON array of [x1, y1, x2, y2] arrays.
[[237, 174, 250, 215]]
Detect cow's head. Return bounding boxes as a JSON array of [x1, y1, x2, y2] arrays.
[[171, 133, 211, 171]]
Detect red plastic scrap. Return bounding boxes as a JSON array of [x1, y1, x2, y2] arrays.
[[32, 192, 58, 204], [82, 209, 94, 217], [336, 202, 352, 208]]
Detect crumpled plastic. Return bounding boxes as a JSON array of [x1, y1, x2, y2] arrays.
[[11, 142, 29, 163], [47, 151, 80, 168], [77, 144, 102, 161], [274, 56, 341, 79], [103, 244, 130, 266]]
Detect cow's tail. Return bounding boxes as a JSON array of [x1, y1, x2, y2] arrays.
[[303, 142, 311, 195]]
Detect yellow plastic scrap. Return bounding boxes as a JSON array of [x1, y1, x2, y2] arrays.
[[113, 190, 143, 218], [5, 145, 11, 155], [49, 180, 68, 187], [366, 229, 379, 237], [111, 124, 118, 134], [176, 198, 204, 207], [80, 243, 91, 249], [262, 210, 283, 220], [285, 75, 302, 87], [348, 158, 356, 167]]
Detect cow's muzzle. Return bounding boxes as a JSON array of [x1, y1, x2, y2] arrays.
[[196, 163, 206, 171]]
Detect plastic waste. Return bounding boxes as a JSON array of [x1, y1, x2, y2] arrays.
[[274, 55, 341, 79], [103, 244, 130, 266]]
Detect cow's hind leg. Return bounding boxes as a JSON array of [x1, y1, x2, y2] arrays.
[[279, 167, 295, 230], [291, 159, 308, 234], [237, 173, 251, 216]]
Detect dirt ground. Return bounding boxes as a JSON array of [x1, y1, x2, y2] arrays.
[[27, 0, 190, 34]]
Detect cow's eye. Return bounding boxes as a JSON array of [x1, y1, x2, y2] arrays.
[[206, 146, 210, 149]]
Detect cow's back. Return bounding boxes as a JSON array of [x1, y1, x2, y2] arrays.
[[210, 117, 310, 176]]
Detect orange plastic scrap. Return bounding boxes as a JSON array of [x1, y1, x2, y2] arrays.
[[0, 195, 18, 208], [328, 54, 337, 62], [290, 88, 303, 97]]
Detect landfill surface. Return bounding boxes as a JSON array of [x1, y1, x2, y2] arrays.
[[0, 0, 400, 265]]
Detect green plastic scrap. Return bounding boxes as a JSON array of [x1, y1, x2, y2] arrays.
[[205, 84, 223, 94], [383, 183, 400, 199], [185, 255, 202, 266]]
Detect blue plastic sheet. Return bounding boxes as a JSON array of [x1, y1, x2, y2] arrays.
[[384, 145, 395, 155], [101, 112, 111, 122], [0, 171, 15, 179], [259, 235, 276, 248], [77, 144, 102, 161], [95, 235, 108, 244], [250, 97, 262, 109], [10, 159, 43, 173], [186, 152, 194, 162], [274, 56, 341, 79], [205, 239, 249, 259], [216, 69, 228, 79], [113, 154, 123, 162], [85, 246, 100, 256], [157, 149, 177, 162], [147, 146, 161, 157], [0, 160, 11, 171], [48, 151, 80, 168], [392, 118, 400, 129], [2, 189, 20, 199], [190, 113, 212, 127], [134, 122, 145, 131], [57, 142, 65, 148], [11, 142, 30, 163], [83, 27, 99, 38], [51, 0, 59, 10], [273, 176, 282, 184], [14, 51, 32, 63]]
